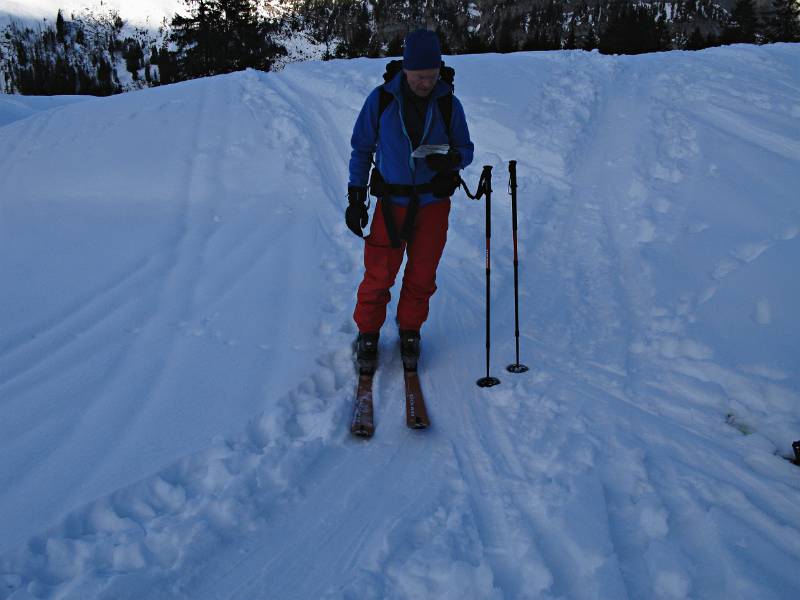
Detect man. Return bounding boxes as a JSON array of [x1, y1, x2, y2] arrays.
[[346, 29, 474, 375]]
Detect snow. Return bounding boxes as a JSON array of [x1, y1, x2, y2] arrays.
[[0, 94, 89, 127], [1, 43, 799, 599]]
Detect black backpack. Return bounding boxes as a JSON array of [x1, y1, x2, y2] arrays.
[[377, 59, 455, 139]]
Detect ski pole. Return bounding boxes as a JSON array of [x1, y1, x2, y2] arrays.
[[477, 165, 500, 388], [506, 160, 529, 374]]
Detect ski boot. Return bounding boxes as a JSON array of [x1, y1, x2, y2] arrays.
[[399, 329, 420, 372], [354, 332, 379, 375]]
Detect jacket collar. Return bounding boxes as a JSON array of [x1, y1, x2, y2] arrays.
[[384, 71, 451, 101]]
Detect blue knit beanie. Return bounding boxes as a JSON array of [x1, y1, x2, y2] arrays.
[[403, 29, 441, 70]]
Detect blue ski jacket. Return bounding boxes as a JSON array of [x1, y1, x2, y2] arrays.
[[348, 72, 474, 207]]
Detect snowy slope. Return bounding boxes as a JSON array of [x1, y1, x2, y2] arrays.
[[0, 94, 89, 127], [1, 44, 799, 599]]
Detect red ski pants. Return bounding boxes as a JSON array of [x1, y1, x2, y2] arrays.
[[354, 199, 451, 333]]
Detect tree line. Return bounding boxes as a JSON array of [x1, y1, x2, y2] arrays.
[[305, 0, 799, 58], [1, 10, 124, 95], [1, 0, 798, 95]]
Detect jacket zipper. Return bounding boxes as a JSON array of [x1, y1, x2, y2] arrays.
[[390, 85, 443, 190]]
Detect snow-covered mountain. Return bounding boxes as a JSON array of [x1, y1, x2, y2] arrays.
[[0, 0, 184, 26], [0, 0, 291, 25], [0, 45, 799, 599], [0, 0, 322, 94]]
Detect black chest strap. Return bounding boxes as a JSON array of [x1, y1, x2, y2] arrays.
[[378, 188, 423, 249]]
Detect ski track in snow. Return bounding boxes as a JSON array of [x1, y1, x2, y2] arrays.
[[1, 46, 800, 599]]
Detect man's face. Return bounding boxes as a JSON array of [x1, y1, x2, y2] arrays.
[[404, 68, 440, 98]]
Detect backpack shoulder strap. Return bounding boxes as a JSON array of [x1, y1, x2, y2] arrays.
[[376, 86, 394, 138], [376, 58, 403, 131], [438, 62, 455, 140], [437, 93, 453, 140], [379, 86, 394, 119]]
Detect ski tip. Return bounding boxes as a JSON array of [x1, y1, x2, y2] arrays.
[[351, 425, 375, 438]]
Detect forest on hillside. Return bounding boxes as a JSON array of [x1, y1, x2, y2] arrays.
[[1, 0, 798, 95]]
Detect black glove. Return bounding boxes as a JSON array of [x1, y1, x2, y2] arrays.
[[345, 186, 369, 237], [431, 171, 461, 199], [425, 149, 461, 173]]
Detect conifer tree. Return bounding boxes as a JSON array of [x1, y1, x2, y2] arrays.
[[56, 10, 66, 44], [496, 22, 515, 53], [218, 0, 264, 71], [564, 18, 577, 50], [171, 0, 223, 77], [124, 40, 144, 76], [766, 0, 800, 42], [686, 26, 707, 49], [156, 41, 180, 84], [600, 4, 670, 54], [170, 0, 284, 77], [386, 36, 404, 57], [551, 24, 563, 50], [338, 1, 372, 57], [723, 0, 760, 43], [582, 24, 599, 50]]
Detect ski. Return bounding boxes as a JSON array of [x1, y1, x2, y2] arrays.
[[350, 374, 375, 438], [404, 370, 430, 429]]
